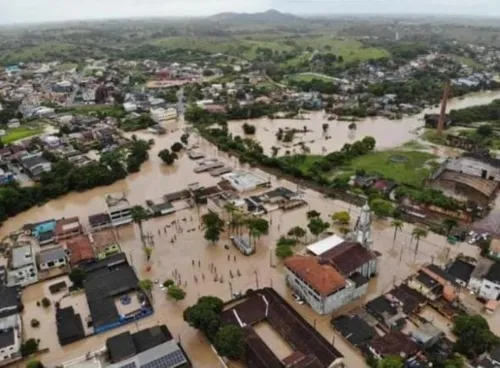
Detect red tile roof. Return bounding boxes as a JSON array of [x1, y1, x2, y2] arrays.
[[319, 241, 377, 276], [285, 255, 346, 296], [65, 235, 94, 265], [369, 331, 418, 357]]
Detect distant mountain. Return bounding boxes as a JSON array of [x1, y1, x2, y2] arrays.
[[207, 9, 301, 24]]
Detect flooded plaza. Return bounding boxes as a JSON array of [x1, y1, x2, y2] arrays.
[[2, 91, 500, 368], [227, 90, 500, 157]]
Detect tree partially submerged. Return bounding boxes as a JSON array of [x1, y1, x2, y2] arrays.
[[215, 325, 245, 360], [452, 314, 499, 359]]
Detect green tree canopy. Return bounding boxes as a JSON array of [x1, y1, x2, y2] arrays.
[[171, 142, 183, 152], [276, 244, 294, 259], [69, 268, 86, 288], [158, 149, 178, 165], [307, 217, 330, 238], [331, 211, 350, 225], [183, 296, 224, 341], [214, 325, 245, 360], [370, 198, 394, 217], [167, 285, 186, 301], [287, 226, 306, 240], [377, 356, 403, 368], [452, 314, 499, 359]]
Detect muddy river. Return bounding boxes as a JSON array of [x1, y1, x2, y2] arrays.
[[228, 90, 500, 156], [2, 90, 500, 368]]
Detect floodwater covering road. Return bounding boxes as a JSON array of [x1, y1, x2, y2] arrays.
[[1, 90, 500, 368]]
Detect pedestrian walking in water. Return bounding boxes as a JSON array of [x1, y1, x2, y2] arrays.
[[198, 260, 201, 267], [227, 254, 230, 261], [233, 255, 236, 262], [192, 260, 195, 266]]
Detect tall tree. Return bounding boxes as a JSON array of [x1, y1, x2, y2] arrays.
[[391, 219, 404, 250], [442, 218, 458, 236], [412, 227, 428, 256], [202, 212, 224, 244], [215, 325, 245, 360], [377, 356, 403, 368], [138, 279, 154, 300], [287, 226, 306, 242], [247, 217, 269, 245], [223, 202, 238, 235], [167, 285, 186, 301], [453, 314, 499, 359], [307, 217, 330, 239], [131, 205, 148, 245]]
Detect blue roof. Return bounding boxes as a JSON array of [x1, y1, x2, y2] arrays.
[[33, 220, 56, 236]]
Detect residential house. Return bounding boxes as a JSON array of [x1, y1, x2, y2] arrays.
[[407, 270, 443, 301], [0, 286, 22, 367], [65, 235, 95, 266], [88, 212, 112, 232], [368, 331, 418, 360], [20, 152, 52, 179], [55, 217, 83, 242], [365, 295, 407, 330], [28, 219, 56, 245], [89, 230, 121, 260], [478, 262, 500, 301], [331, 314, 378, 349], [150, 107, 177, 123], [105, 193, 133, 227], [37, 246, 68, 271], [446, 259, 475, 288], [410, 322, 444, 348], [7, 244, 38, 287], [105, 325, 191, 367], [469, 258, 495, 294]]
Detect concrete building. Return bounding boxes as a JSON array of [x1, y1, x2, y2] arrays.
[[105, 193, 133, 227], [426, 154, 500, 205], [220, 171, 270, 192], [285, 203, 378, 315], [7, 244, 38, 287], [20, 152, 52, 179], [89, 230, 121, 260], [37, 246, 68, 271], [55, 217, 83, 242], [206, 192, 246, 222], [478, 262, 500, 301], [0, 287, 22, 367], [150, 107, 177, 123]]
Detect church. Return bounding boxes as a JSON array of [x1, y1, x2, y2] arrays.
[[284, 203, 379, 315]]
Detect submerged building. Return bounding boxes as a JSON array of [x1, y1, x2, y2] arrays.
[[285, 204, 378, 315]]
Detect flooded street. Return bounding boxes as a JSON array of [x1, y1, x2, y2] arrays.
[[2, 89, 500, 368], [227, 90, 500, 157]]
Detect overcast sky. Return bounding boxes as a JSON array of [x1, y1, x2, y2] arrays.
[[0, 0, 499, 25]]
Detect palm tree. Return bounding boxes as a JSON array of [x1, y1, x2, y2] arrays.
[[131, 205, 148, 246], [224, 203, 238, 236], [442, 218, 458, 236], [412, 228, 428, 257], [391, 220, 404, 250]]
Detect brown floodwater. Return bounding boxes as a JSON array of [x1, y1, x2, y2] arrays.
[[228, 90, 500, 157], [2, 90, 500, 368]]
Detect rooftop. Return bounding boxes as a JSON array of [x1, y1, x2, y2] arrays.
[[0, 286, 19, 314], [11, 244, 34, 269], [319, 241, 377, 276], [221, 288, 343, 367], [89, 212, 111, 227], [38, 246, 67, 265], [55, 217, 81, 235], [284, 255, 346, 296], [90, 230, 118, 252], [56, 306, 86, 346], [65, 235, 95, 265], [105, 193, 131, 210], [0, 328, 15, 349], [331, 314, 377, 348], [369, 331, 418, 358], [306, 234, 345, 256], [485, 262, 500, 284], [446, 259, 475, 284], [107, 340, 188, 368]]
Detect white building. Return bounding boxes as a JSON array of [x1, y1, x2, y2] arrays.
[[443, 155, 500, 181], [150, 107, 177, 123], [207, 192, 246, 222], [105, 193, 133, 226], [123, 102, 137, 113], [221, 171, 270, 192], [0, 286, 22, 367], [285, 204, 378, 315], [37, 246, 68, 271], [7, 244, 38, 287], [477, 262, 500, 300]]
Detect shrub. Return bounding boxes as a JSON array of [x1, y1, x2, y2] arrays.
[[163, 279, 175, 288], [41, 297, 51, 308], [30, 319, 40, 328]]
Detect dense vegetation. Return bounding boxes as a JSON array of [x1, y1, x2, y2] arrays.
[[450, 99, 500, 124], [0, 139, 151, 223]]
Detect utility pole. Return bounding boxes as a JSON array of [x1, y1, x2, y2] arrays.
[[431, 255, 435, 264], [331, 334, 335, 345], [270, 278, 273, 288], [254, 270, 259, 289]]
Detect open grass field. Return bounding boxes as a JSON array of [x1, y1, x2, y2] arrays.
[[292, 36, 390, 63], [286, 72, 338, 83], [149, 35, 390, 63], [1, 126, 45, 144], [340, 150, 436, 187]]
